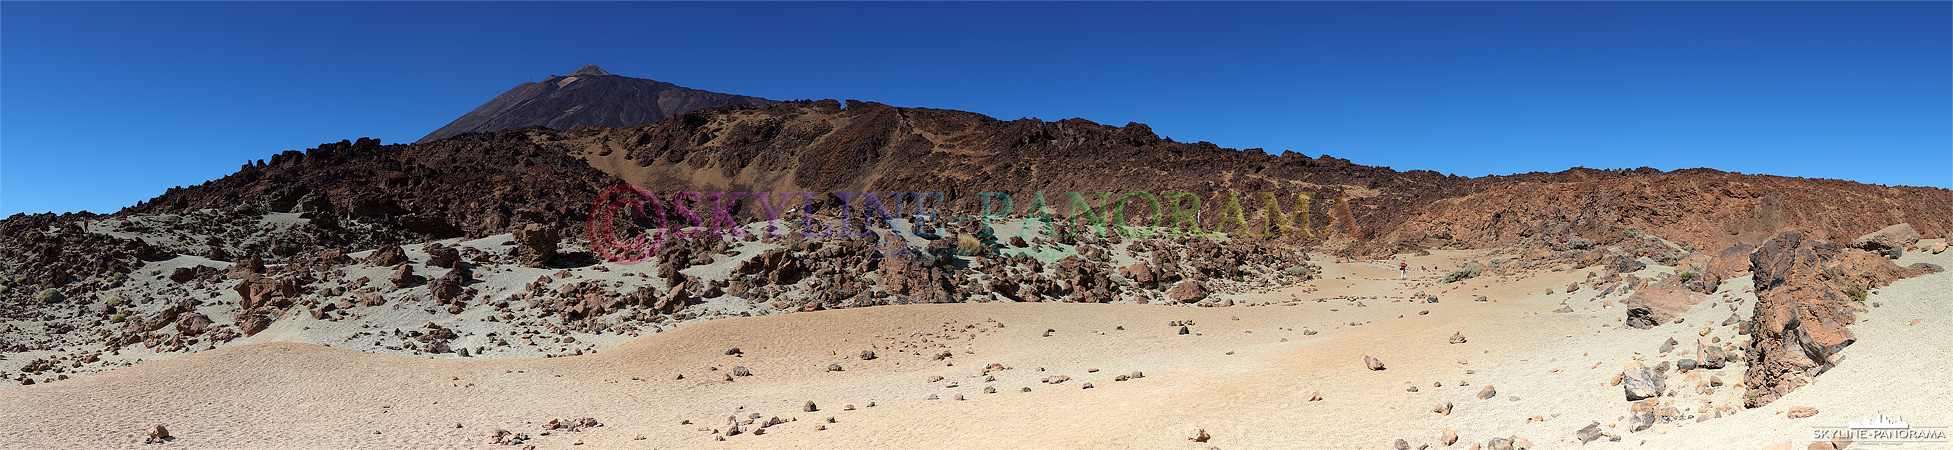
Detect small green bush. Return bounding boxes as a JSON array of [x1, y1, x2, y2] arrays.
[[1847, 286, 1867, 303], [110, 312, 128, 323], [36, 288, 64, 304], [1678, 271, 1695, 282], [1440, 262, 1483, 284]]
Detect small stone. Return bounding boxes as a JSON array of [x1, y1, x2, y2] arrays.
[[1434, 401, 1453, 415], [145, 424, 170, 443], [1179, 326, 1191, 335], [1576, 422, 1602, 443], [725, 348, 742, 356], [1787, 406, 1819, 419], [1307, 391, 1322, 401], [827, 363, 843, 372], [1441, 428, 1459, 446], [804, 401, 817, 412], [1449, 331, 1467, 344], [1186, 426, 1210, 442], [731, 366, 752, 377], [1395, 438, 1411, 450], [1478, 386, 1497, 399], [1366, 355, 1387, 371], [860, 350, 877, 360]]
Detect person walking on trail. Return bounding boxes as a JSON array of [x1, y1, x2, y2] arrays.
[[1399, 261, 1408, 280]]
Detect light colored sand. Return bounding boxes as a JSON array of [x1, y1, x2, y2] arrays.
[[2, 244, 1946, 449]]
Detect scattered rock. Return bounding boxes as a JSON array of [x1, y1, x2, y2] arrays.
[[1434, 401, 1453, 415], [1365, 355, 1386, 371], [1787, 406, 1819, 419], [1623, 361, 1665, 401], [1628, 400, 1657, 432], [1477, 386, 1496, 400], [1449, 331, 1467, 344], [144, 424, 170, 444], [1185, 426, 1210, 442]]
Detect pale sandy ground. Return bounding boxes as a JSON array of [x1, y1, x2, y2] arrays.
[[2, 245, 1947, 450]]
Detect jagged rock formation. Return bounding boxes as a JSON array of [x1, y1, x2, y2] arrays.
[[415, 65, 771, 144], [1741, 231, 1941, 407]]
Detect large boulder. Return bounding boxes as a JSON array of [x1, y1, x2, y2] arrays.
[[1743, 231, 1941, 407], [515, 223, 560, 268], [174, 312, 213, 336], [367, 245, 407, 267], [233, 274, 296, 310], [1119, 263, 1158, 286], [1622, 281, 1706, 329], [1849, 223, 1920, 252], [1166, 280, 1210, 304]]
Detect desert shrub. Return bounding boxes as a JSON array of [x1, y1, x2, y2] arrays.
[[111, 312, 128, 323], [956, 234, 982, 256], [1847, 286, 1867, 303], [36, 288, 64, 304], [1678, 271, 1695, 282], [1440, 262, 1483, 284]]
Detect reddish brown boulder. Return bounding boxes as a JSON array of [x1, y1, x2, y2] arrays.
[[1119, 263, 1157, 285], [368, 245, 407, 267], [1849, 223, 1920, 252], [515, 224, 559, 268], [1622, 281, 1706, 329], [233, 274, 296, 310], [428, 265, 471, 302], [1743, 231, 1941, 407], [425, 245, 461, 268], [389, 263, 418, 289], [1166, 280, 1210, 303], [174, 312, 213, 336], [226, 255, 266, 279], [655, 288, 694, 314], [236, 311, 274, 337]]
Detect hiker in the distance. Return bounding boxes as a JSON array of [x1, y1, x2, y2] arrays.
[[1399, 260, 1408, 279]]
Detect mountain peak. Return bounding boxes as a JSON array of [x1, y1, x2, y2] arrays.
[[414, 65, 771, 144], [571, 64, 611, 76]]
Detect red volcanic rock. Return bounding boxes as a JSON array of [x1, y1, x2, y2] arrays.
[[236, 311, 274, 337], [1686, 243, 1755, 294], [425, 245, 461, 268], [1120, 263, 1158, 285], [233, 274, 296, 310], [428, 265, 471, 302], [390, 263, 419, 289], [1849, 223, 1920, 252], [368, 245, 407, 267], [1743, 231, 1941, 407], [1166, 280, 1210, 304], [515, 224, 559, 268], [1622, 281, 1706, 329], [174, 312, 213, 336]]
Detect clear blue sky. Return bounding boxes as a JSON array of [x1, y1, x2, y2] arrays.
[[3, 2, 1948, 215]]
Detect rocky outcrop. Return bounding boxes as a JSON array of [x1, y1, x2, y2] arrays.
[[232, 274, 296, 311], [1742, 231, 1941, 407], [1684, 243, 1755, 293]]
